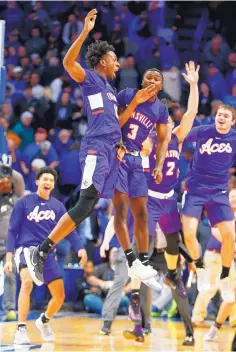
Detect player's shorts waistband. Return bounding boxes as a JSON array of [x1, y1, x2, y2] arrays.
[[126, 150, 140, 156], [148, 189, 174, 199]]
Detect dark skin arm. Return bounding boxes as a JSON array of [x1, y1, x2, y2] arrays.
[[152, 123, 171, 183]]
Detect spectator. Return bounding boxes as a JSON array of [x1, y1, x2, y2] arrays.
[[110, 22, 125, 58], [72, 98, 87, 141], [24, 10, 44, 39], [198, 82, 214, 117], [225, 52, 236, 93], [17, 45, 27, 60], [116, 55, 140, 91], [7, 138, 22, 174], [33, 1, 51, 30], [0, 103, 15, 127], [19, 56, 31, 74], [206, 63, 227, 100], [1, 1, 24, 34], [55, 129, 73, 158], [30, 72, 44, 99], [18, 86, 38, 116], [12, 111, 34, 151], [54, 92, 74, 130], [62, 14, 83, 45], [5, 46, 18, 66], [30, 53, 44, 76], [43, 57, 63, 86], [37, 140, 59, 169], [20, 127, 48, 175], [223, 84, 236, 108], [6, 30, 21, 48], [203, 34, 231, 72], [25, 27, 47, 56], [8, 66, 26, 94]]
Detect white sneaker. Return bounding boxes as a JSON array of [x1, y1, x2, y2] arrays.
[[127, 259, 157, 280], [142, 276, 162, 291], [196, 268, 210, 292], [219, 277, 235, 303], [204, 325, 219, 341], [14, 326, 30, 345], [35, 314, 55, 342]]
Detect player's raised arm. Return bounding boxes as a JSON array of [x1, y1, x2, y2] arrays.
[[173, 61, 199, 143], [63, 9, 98, 83]]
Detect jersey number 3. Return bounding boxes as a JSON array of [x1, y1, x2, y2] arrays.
[[166, 161, 175, 176], [128, 124, 139, 140]]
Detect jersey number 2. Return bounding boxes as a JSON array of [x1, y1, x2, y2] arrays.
[[128, 124, 139, 140], [166, 161, 175, 176]]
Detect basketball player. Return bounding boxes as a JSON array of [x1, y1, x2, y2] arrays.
[[24, 9, 157, 285], [181, 103, 236, 302], [4, 167, 87, 345], [192, 189, 236, 328], [113, 68, 170, 277]]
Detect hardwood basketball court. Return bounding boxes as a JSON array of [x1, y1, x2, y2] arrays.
[[0, 314, 234, 351]]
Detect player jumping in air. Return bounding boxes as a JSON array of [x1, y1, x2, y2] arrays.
[[182, 103, 236, 302], [113, 68, 170, 279], [24, 9, 157, 285]]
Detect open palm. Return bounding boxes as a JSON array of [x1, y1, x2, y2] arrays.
[[182, 61, 200, 85]]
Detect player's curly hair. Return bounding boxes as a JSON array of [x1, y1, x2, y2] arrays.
[[85, 40, 115, 69], [161, 98, 180, 117]]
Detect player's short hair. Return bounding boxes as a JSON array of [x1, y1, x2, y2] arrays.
[[143, 68, 164, 82], [218, 104, 236, 121], [36, 167, 58, 182], [85, 40, 115, 69]]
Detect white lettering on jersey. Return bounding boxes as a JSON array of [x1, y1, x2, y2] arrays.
[[27, 206, 56, 223], [166, 150, 179, 160], [107, 92, 117, 102], [199, 138, 232, 155], [131, 111, 153, 129]]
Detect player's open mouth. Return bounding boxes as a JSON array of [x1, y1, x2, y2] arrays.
[[44, 186, 50, 191]]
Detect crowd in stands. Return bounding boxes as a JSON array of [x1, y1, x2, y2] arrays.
[[0, 0, 236, 318]]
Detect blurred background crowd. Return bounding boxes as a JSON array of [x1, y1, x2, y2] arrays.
[[0, 0, 236, 320]]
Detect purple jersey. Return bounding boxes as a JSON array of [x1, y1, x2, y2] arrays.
[[6, 193, 83, 253], [117, 88, 168, 151], [145, 133, 180, 193], [185, 125, 236, 191], [80, 69, 121, 143]]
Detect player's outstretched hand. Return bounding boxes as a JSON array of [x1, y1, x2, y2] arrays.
[[100, 242, 109, 258], [182, 61, 199, 85], [84, 9, 98, 33], [152, 167, 163, 184], [4, 261, 12, 275], [134, 84, 158, 105], [78, 249, 88, 268]]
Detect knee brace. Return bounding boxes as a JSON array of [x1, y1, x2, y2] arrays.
[[68, 184, 99, 225], [165, 232, 180, 255]]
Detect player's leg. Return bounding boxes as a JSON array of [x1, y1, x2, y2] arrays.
[[100, 249, 129, 335], [206, 193, 235, 302], [204, 286, 236, 342], [36, 278, 65, 342], [14, 266, 33, 345], [192, 250, 219, 325]]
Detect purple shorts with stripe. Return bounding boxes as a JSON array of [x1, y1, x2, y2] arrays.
[[148, 194, 181, 235], [79, 137, 120, 199], [115, 153, 148, 198], [15, 247, 62, 285], [182, 189, 234, 226]]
